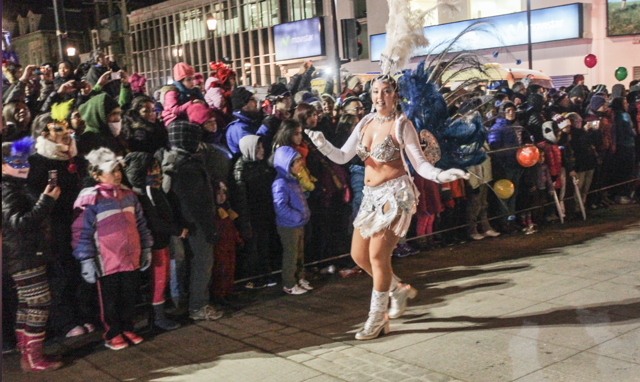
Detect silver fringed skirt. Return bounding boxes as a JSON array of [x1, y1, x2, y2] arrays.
[[353, 175, 418, 239]]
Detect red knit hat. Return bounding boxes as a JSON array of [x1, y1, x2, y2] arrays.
[[194, 73, 204, 85], [187, 102, 217, 126], [173, 62, 195, 82]]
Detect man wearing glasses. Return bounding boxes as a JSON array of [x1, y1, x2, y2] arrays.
[[343, 97, 366, 122]]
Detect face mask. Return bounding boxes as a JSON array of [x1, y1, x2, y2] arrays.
[[108, 121, 122, 137], [146, 173, 162, 188]]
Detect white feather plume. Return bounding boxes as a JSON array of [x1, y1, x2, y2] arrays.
[[380, 0, 459, 76]]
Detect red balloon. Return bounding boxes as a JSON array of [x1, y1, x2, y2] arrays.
[[517, 145, 540, 167], [584, 54, 597, 69]]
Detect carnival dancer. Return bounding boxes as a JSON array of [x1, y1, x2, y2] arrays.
[[306, 75, 468, 339]]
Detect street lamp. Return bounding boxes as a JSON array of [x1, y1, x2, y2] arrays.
[[66, 47, 76, 56], [207, 17, 217, 31]]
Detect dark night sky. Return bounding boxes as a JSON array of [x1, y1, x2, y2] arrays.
[[3, 0, 166, 21]]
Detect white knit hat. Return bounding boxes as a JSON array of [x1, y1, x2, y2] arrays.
[[86, 147, 125, 174]]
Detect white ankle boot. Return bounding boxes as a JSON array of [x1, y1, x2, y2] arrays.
[[389, 283, 417, 319], [355, 312, 390, 340], [356, 289, 391, 340]]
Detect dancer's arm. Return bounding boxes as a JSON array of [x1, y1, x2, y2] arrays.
[[304, 123, 360, 164], [402, 121, 469, 183]]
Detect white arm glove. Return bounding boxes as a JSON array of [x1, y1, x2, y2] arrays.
[[304, 125, 360, 165], [402, 121, 470, 183]]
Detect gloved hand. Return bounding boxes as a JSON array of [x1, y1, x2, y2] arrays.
[[436, 168, 470, 183], [81, 258, 100, 284], [140, 249, 152, 271], [304, 129, 327, 149]]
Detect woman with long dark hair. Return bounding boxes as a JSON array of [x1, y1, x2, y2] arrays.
[[122, 96, 168, 154]]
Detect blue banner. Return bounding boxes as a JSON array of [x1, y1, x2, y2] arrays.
[[274, 17, 325, 61], [371, 3, 582, 62]]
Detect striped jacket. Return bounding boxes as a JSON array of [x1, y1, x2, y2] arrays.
[[72, 183, 153, 276]]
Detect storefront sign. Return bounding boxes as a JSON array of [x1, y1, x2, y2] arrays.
[[275, 17, 326, 61], [371, 3, 582, 62]]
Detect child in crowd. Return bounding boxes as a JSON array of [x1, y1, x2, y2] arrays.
[[2, 138, 62, 372], [272, 119, 317, 194], [211, 180, 243, 301], [160, 62, 205, 128], [272, 146, 312, 295], [72, 148, 154, 350], [124, 152, 185, 331], [537, 121, 563, 219]]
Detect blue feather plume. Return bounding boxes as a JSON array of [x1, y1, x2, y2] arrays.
[[11, 137, 35, 157], [399, 60, 487, 170]]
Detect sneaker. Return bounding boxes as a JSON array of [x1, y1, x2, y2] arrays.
[[245, 281, 266, 289], [469, 233, 484, 241], [394, 243, 419, 258], [83, 323, 96, 333], [105, 334, 129, 350], [283, 285, 308, 295], [616, 196, 631, 205], [483, 229, 500, 237], [65, 325, 86, 338], [122, 331, 144, 345], [189, 305, 223, 321], [298, 279, 313, 290]]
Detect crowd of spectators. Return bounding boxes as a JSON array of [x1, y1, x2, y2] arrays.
[[2, 53, 639, 368]]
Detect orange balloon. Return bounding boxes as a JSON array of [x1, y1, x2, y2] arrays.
[[494, 179, 515, 199], [517, 145, 540, 167]]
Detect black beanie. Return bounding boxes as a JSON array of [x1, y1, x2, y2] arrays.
[[267, 83, 290, 98], [231, 87, 255, 111]]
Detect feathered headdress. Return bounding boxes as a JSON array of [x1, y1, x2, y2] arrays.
[[11, 137, 36, 157], [379, 0, 458, 77]]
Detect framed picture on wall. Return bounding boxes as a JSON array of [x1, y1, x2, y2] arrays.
[[607, 0, 640, 36]]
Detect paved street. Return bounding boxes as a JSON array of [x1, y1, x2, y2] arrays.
[[3, 204, 640, 382]]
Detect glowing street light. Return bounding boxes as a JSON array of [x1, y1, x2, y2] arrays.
[[66, 47, 76, 56], [207, 17, 217, 31]]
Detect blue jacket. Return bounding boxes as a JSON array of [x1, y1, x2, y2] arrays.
[[226, 111, 262, 154], [272, 146, 310, 228], [488, 118, 528, 169]]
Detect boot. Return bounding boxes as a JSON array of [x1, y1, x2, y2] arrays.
[[165, 296, 188, 316], [355, 289, 390, 340], [153, 304, 181, 331], [389, 283, 418, 319], [21, 332, 62, 372]]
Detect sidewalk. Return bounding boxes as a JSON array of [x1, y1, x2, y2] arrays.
[[3, 205, 640, 382]]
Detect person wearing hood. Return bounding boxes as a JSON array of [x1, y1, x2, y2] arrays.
[[122, 96, 168, 154], [71, 148, 153, 350], [258, 83, 292, 158], [128, 73, 147, 98], [166, 121, 223, 321], [123, 151, 185, 331], [27, 114, 94, 339], [272, 146, 312, 295], [488, 101, 532, 233], [3, 138, 63, 372], [77, 93, 125, 156], [160, 62, 206, 128], [225, 87, 263, 154], [232, 135, 279, 288], [525, 92, 546, 143], [610, 97, 637, 204]]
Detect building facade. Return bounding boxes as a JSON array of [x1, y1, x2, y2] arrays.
[[128, 0, 331, 91], [8, 9, 90, 67]]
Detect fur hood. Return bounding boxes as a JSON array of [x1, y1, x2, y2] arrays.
[[35, 135, 78, 161]]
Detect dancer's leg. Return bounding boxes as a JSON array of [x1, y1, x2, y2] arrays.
[[369, 229, 400, 293], [350, 229, 372, 276]]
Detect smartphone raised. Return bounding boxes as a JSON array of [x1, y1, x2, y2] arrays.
[[48, 170, 58, 188]]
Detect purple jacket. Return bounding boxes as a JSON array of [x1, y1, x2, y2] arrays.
[[72, 183, 153, 276], [272, 146, 310, 228]]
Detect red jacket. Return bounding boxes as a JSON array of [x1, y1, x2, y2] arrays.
[[537, 142, 562, 188]]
